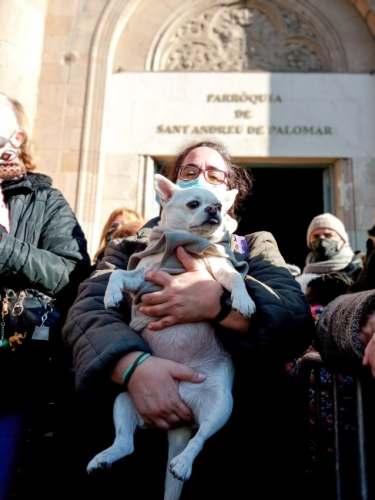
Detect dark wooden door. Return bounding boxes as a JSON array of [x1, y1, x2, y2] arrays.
[[237, 166, 326, 271]]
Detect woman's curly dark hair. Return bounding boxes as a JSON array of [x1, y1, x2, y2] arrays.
[[307, 271, 353, 306], [170, 141, 253, 218]]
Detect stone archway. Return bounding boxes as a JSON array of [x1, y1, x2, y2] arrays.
[[76, 0, 375, 254], [148, 0, 347, 72]]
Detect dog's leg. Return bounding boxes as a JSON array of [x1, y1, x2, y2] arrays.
[[104, 268, 145, 309], [164, 427, 194, 500], [210, 258, 256, 316], [169, 366, 233, 482], [86, 392, 139, 473], [228, 271, 256, 315]]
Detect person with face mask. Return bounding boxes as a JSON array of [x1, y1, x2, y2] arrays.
[[0, 93, 91, 500], [62, 141, 314, 500], [296, 213, 363, 293]]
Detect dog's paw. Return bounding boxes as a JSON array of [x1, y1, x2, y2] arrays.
[[104, 286, 123, 310], [231, 294, 256, 317], [86, 455, 113, 474], [169, 456, 193, 481]]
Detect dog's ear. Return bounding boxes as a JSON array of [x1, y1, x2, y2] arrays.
[[154, 174, 180, 206], [222, 189, 238, 212]]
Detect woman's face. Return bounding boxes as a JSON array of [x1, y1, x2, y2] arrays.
[[177, 147, 229, 192], [109, 214, 126, 233], [0, 102, 25, 177], [106, 214, 127, 243]]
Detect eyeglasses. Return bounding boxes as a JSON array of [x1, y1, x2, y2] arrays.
[[178, 165, 228, 186], [0, 132, 16, 149]]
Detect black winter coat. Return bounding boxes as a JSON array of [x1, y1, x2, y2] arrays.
[[63, 219, 314, 402], [0, 173, 90, 306], [0, 172, 91, 407], [62, 221, 314, 500]]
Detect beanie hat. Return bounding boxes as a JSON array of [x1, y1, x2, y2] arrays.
[[307, 213, 349, 247]]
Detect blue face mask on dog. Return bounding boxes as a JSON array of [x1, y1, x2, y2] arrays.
[[176, 177, 228, 195]]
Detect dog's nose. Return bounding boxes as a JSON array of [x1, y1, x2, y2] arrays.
[[205, 204, 222, 214], [206, 205, 217, 215]]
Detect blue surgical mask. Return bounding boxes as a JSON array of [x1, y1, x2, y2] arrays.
[[176, 177, 228, 195]]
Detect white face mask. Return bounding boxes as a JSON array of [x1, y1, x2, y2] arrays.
[[0, 99, 26, 182], [176, 177, 228, 195]]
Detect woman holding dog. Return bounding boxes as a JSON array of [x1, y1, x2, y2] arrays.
[[63, 141, 314, 500]]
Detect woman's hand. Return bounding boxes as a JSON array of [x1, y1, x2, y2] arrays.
[[140, 246, 223, 330], [111, 352, 205, 429], [361, 311, 375, 377]]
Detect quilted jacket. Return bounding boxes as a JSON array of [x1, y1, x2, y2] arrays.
[[62, 218, 314, 402], [0, 172, 91, 311]]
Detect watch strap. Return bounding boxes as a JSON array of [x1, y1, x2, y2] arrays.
[[214, 289, 232, 322]]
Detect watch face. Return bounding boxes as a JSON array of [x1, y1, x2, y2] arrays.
[[222, 294, 232, 308]]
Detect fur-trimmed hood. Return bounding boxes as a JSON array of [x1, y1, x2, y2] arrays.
[[2, 172, 53, 193]]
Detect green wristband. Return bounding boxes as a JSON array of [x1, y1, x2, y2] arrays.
[[122, 353, 151, 389]]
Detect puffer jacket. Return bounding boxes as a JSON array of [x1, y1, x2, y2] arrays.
[[0, 172, 91, 310], [62, 218, 314, 402]]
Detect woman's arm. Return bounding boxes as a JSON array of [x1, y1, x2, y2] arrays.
[[0, 189, 90, 295], [140, 246, 250, 333], [361, 311, 375, 377], [62, 237, 204, 427], [140, 233, 314, 360], [316, 290, 375, 373], [111, 352, 205, 428]]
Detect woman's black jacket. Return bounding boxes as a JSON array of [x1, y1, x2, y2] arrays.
[[0, 172, 91, 313], [62, 220, 314, 403]]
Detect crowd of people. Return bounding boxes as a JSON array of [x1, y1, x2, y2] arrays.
[[1, 90, 374, 500]]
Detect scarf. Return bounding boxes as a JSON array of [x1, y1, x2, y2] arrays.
[[0, 148, 26, 182], [302, 243, 355, 274]]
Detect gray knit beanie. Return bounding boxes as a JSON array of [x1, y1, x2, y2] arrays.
[[307, 213, 349, 247]]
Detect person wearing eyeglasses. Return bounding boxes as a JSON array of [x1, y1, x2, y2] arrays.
[[0, 93, 91, 500], [62, 141, 314, 499]]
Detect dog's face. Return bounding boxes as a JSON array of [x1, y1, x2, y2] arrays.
[[155, 174, 238, 240]]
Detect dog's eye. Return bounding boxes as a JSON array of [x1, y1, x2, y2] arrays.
[[216, 204, 222, 212], [187, 201, 200, 210]]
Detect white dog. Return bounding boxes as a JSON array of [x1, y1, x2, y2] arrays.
[[87, 174, 256, 500]]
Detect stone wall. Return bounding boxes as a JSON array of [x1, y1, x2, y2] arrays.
[[0, 0, 47, 120], [2, 0, 375, 256]]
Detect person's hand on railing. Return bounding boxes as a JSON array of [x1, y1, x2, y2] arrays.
[[360, 311, 375, 377]]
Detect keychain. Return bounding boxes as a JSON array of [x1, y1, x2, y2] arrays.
[[9, 332, 27, 351], [32, 299, 54, 341], [0, 294, 27, 350], [10, 291, 27, 350], [0, 295, 9, 348], [0, 291, 54, 348]]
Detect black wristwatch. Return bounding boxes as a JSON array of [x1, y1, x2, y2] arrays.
[[214, 289, 232, 322]]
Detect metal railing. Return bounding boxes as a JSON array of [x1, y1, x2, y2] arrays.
[[298, 353, 371, 500]]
